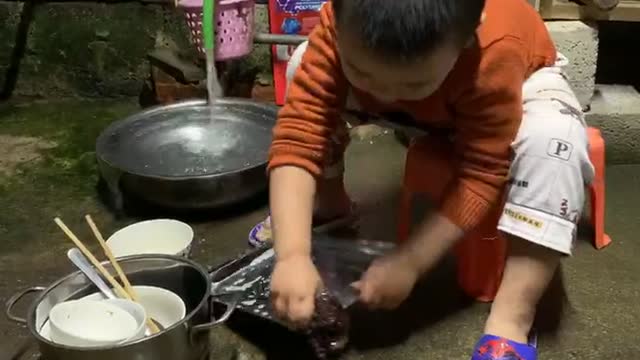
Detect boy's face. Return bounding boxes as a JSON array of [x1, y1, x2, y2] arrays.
[[337, 31, 461, 103]]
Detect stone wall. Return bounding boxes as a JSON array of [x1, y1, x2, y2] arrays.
[[546, 21, 598, 109], [546, 20, 640, 164], [0, 2, 272, 98], [0, 2, 195, 98]]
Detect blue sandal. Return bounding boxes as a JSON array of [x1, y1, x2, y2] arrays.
[[471, 334, 537, 360]]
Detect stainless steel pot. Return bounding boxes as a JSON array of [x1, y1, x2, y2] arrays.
[[95, 99, 278, 210], [5, 255, 238, 360]]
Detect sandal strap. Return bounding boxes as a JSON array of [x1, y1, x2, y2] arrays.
[[471, 334, 537, 360]]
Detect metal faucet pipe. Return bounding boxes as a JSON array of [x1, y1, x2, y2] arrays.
[[253, 33, 308, 46]]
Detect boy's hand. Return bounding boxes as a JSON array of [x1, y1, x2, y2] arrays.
[[353, 250, 419, 310], [270, 254, 322, 326]]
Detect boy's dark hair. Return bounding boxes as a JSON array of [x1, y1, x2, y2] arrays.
[[332, 0, 485, 61]]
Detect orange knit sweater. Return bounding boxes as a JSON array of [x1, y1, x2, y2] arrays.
[[268, 0, 556, 231]]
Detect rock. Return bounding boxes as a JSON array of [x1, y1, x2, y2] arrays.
[[546, 21, 599, 108], [586, 85, 640, 164]]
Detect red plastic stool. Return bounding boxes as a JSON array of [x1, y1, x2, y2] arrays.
[[397, 127, 611, 302], [396, 136, 506, 302]]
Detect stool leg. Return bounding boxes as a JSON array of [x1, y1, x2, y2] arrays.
[[588, 128, 612, 249], [590, 181, 612, 249]]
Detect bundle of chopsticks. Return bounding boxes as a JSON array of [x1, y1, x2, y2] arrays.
[[54, 215, 160, 334]]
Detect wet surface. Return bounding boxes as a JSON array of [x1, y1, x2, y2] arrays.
[[1, 101, 640, 359]]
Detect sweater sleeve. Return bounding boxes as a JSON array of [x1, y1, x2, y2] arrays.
[[440, 39, 528, 231], [267, 5, 348, 177]]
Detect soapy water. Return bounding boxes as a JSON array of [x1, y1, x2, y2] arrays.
[[177, 122, 240, 156], [211, 249, 275, 314], [119, 108, 271, 177], [154, 122, 246, 175]]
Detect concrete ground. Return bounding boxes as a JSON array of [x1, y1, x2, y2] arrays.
[[1, 101, 639, 359]]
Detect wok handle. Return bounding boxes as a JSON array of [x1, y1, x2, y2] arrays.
[[5, 287, 45, 324], [189, 293, 241, 340]]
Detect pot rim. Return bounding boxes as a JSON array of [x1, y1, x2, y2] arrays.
[[25, 254, 212, 350], [95, 98, 278, 182]]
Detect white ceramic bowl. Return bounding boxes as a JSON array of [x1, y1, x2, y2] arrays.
[[82, 286, 186, 329], [104, 299, 147, 342], [106, 219, 193, 258], [48, 300, 140, 347]]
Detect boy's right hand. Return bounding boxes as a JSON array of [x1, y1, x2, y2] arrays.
[[270, 254, 322, 326]]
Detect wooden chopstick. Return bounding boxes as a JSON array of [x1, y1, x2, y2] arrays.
[[54, 218, 130, 299], [85, 216, 138, 299], [84, 215, 160, 334]]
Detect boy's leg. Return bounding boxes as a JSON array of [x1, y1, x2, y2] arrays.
[[249, 42, 352, 246], [475, 56, 595, 356], [484, 235, 560, 342]]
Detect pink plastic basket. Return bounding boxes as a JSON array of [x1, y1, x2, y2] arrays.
[[181, 0, 255, 60]]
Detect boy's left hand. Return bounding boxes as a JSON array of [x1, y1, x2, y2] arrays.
[[353, 250, 419, 310]]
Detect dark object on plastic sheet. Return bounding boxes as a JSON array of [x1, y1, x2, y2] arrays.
[[306, 290, 350, 359]]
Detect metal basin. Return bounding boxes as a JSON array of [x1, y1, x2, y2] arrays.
[[96, 99, 278, 210]]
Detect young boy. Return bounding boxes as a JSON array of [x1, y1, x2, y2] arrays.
[[250, 0, 594, 358]]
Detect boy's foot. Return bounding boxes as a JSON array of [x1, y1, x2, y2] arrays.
[[248, 214, 273, 248], [248, 203, 357, 248], [471, 334, 537, 360]]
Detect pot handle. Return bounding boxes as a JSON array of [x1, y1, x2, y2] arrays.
[[5, 287, 45, 324], [190, 293, 241, 337]]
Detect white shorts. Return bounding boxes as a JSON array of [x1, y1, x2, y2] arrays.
[[497, 55, 594, 255], [286, 42, 594, 255]]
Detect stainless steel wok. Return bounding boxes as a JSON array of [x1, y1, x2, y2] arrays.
[[96, 99, 278, 210]]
